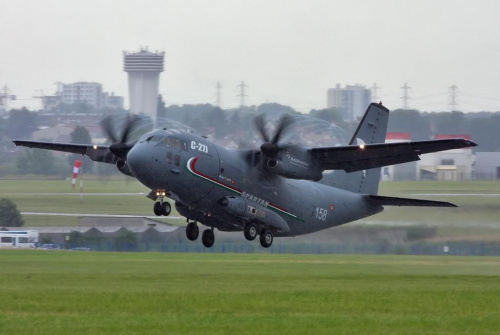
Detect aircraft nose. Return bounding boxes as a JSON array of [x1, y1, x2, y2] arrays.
[[126, 144, 151, 178]]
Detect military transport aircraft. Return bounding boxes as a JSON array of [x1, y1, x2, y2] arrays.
[[13, 103, 476, 248]]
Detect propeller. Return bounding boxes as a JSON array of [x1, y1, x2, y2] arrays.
[[253, 114, 295, 160], [100, 114, 142, 160]]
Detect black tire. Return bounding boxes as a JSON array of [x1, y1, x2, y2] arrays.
[[202, 229, 215, 248], [260, 229, 273, 248], [153, 202, 162, 216], [186, 222, 199, 241], [244, 223, 258, 241], [161, 202, 171, 216]]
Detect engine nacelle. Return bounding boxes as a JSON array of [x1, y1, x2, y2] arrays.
[[116, 159, 134, 177], [262, 145, 323, 181], [218, 196, 290, 233], [266, 159, 323, 181]]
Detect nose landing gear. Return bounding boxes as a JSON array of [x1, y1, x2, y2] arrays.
[[153, 195, 171, 216]]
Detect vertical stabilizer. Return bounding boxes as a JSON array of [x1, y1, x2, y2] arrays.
[[321, 103, 389, 194]]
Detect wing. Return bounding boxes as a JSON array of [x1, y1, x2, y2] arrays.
[[12, 140, 117, 164], [310, 139, 477, 173]]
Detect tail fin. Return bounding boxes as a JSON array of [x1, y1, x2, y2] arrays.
[[321, 103, 389, 194]]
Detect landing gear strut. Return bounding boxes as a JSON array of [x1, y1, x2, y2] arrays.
[[202, 228, 215, 248], [186, 221, 199, 241], [153, 195, 171, 216]]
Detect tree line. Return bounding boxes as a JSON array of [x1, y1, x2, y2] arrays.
[[1, 101, 499, 178]]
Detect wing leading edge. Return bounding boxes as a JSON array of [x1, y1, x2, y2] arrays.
[[12, 140, 117, 164], [310, 139, 477, 173]]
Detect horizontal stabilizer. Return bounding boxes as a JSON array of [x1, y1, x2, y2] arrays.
[[368, 195, 457, 207]]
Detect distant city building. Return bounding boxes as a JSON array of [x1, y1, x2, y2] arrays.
[[475, 152, 500, 180], [62, 82, 103, 108], [383, 133, 417, 181], [418, 135, 476, 181], [327, 84, 372, 121], [123, 47, 164, 122], [102, 92, 124, 109], [42, 82, 123, 111]]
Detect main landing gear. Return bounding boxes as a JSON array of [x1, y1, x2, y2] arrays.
[[185, 220, 215, 248], [244, 223, 273, 248], [185, 221, 199, 241], [185, 221, 274, 249], [153, 195, 171, 216]]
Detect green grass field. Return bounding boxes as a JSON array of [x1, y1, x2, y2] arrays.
[[1, 251, 499, 334], [0, 178, 179, 226]]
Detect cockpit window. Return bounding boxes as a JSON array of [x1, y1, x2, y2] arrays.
[[172, 138, 180, 149], [165, 138, 171, 147], [145, 135, 164, 143], [181, 140, 188, 151]]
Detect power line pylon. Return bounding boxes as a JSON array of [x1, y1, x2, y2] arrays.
[[215, 81, 222, 107], [400, 82, 411, 109], [237, 80, 248, 108], [0, 85, 15, 113], [448, 85, 459, 111]]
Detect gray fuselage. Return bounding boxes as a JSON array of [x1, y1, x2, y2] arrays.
[[127, 130, 383, 237]]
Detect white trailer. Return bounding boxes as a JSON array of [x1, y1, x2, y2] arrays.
[[0, 230, 38, 248]]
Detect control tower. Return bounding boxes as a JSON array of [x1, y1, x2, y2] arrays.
[[123, 48, 165, 121]]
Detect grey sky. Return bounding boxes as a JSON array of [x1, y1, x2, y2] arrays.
[[1, 0, 500, 112]]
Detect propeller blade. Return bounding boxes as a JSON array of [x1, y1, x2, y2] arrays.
[[100, 115, 119, 143], [270, 114, 294, 144], [120, 114, 140, 143], [253, 114, 295, 160], [253, 114, 270, 143], [100, 113, 142, 161]]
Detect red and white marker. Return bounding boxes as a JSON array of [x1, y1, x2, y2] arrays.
[[72, 160, 82, 189]]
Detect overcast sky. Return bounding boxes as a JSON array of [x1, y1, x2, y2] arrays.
[[1, 0, 500, 112]]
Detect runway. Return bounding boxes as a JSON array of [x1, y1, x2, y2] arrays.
[[21, 212, 184, 220]]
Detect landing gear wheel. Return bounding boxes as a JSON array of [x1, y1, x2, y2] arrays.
[[202, 229, 215, 248], [260, 229, 273, 248], [244, 223, 258, 241], [153, 202, 162, 216], [186, 222, 199, 241], [161, 202, 171, 216]]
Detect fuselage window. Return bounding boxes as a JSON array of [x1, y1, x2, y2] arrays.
[[166, 151, 173, 165], [174, 154, 181, 166]]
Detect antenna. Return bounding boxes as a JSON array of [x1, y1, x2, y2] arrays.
[[237, 80, 248, 107], [400, 82, 411, 109], [448, 85, 458, 111]]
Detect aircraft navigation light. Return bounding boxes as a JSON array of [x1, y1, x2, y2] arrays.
[[93, 145, 98, 149], [359, 144, 366, 149]]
